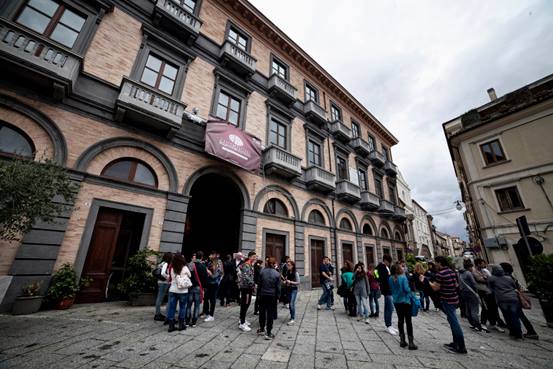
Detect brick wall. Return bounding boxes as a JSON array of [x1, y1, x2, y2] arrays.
[[181, 58, 216, 117]]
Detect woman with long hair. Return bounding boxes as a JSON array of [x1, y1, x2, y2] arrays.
[[341, 260, 356, 316], [353, 262, 370, 323], [284, 260, 300, 325], [154, 252, 172, 322], [367, 264, 380, 318], [203, 251, 223, 322], [389, 264, 417, 350], [166, 254, 192, 332]]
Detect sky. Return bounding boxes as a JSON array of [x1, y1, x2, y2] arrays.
[[249, 0, 553, 241]]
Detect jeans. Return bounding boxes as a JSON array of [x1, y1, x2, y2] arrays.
[[155, 282, 169, 315], [395, 302, 413, 337], [498, 301, 523, 338], [202, 284, 218, 317], [479, 291, 500, 326], [384, 295, 394, 327], [289, 288, 298, 320], [441, 302, 466, 350], [239, 288, 253, 324], [259, 295, 277, 334], [355, 295, 369, 318], [186, 286, 201, 324], [318, 281, 332, 308], [369, 290, 380, 315], [461, 292, 482, 330], [167, 292, 188, 321]]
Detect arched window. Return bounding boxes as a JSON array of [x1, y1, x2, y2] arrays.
[[339, 218, 352, 231], [380, 228, 389, 239], [308, 209, 325, 225], [0, 123, 34, 158], [263, 198, 288, 217], [395, 231, 402, 241], [362, 223, 373, 236], [101, 158, 158, 188]]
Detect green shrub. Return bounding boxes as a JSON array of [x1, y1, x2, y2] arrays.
[[46, 264, 91, 301], [526, 254, 553, 302], [116, 248, 159, 299]]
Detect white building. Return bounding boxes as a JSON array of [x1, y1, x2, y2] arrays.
[[397, 171, 415, 251], [412, 200, 434, 258]]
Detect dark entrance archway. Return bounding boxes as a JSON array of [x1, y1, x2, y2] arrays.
[[183, 173, 243, 258]]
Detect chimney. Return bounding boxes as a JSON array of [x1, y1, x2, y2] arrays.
[[487, 88, 497, 101]]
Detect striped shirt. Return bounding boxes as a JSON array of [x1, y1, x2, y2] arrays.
[[435, 267, 459, 305]]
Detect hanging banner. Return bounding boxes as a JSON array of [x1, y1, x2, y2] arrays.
[[204, 118, 262, 173]]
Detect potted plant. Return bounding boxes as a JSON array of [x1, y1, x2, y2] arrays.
[[117, 248, 159, 306], [46, 263, 92, 309], [526, 254, 553, 328], [12, 281, 44, 315]]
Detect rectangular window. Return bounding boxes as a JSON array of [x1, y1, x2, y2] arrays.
[[16, 0, 86, 49], [305, 83, 318, 103], [330, 104, 342, 122], [382, 145, 389, 161], [307, 140, 322, 167], [216, 90, 241, 126], [495, 186, 524, 211], [140, 54, 178, 95], [181, 0, 196, 13], [351, 121, 360, 138], [481, 139, 506, 165], [374, 175, 383, 198], [269, 119, 287, 149], [388, 184, 396, 205], [336, 155, 348, 180], [228, 26, 248, 51], [271, 58, 288, 80], [358, 168, 367, 190], [368, 135, 376, 151]]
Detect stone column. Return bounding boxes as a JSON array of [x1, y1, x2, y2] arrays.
[[160, 193, 189, 253]]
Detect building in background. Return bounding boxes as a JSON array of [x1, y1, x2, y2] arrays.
[[411, 200, 434, 258], [397, 170, 415, 252], [443, 73, 553, 284], [0, 0, 408, 310]]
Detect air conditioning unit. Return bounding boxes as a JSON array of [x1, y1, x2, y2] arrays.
[[484, 237, 507, 248]]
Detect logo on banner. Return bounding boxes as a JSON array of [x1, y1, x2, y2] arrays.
[[229, 134, 244, 147]]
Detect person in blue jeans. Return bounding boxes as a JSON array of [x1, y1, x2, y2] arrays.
[[488, 264, 523, 339], [367, 264, 380, 318], [317, 257, 334, 310], [186, 251, 208, 327], [430, 256, 467, 354], [376, 254, 396, 335], [166, 254, 191, 332], [284, 260, 300, 325], [154, 252, 172, 322]]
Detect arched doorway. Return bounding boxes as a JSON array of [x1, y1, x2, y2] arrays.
[[183, 173, 243, 258]]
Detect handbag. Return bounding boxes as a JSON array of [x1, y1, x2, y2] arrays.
[[410, 292, 420, 317], [175, 272, 192, 289], [337, 282, 348, 297], [152, 266, 165, 281], [516, 289, 532, 310]]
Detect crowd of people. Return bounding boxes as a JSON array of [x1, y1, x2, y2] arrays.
[[152, 249, 539, 351]]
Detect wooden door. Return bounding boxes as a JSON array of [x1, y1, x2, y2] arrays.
[[342, 243, 353, 267], [365, 246, 375, 267], [77, 208, 123, 303], [397, 248, 404, 262], [265, 233, 285, 263], [310, 239, 324, 287]]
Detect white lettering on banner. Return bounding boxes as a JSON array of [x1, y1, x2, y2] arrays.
[[221, 146, 249, 161], [218, 138, 252, 157]]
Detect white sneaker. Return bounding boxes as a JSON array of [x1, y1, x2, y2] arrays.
[[287, 320, 295, 325], [491, 325, 505, 333], [245, 320, 251, 326], [364, 318, 370, 324], [204, 316, 214, 322], [239, 323, 251, 332], [386, 326, 397, 335], [330, 305, 336, 310], [391, 327, 399, 334], [317, 305, 322, 310]]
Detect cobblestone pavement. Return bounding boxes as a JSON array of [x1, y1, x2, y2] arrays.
[[1, 290, 553, 369]]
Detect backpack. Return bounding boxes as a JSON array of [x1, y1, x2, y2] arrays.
[[175, 271, 192, 290]]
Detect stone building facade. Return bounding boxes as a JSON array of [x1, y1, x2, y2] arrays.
[[0, 0, 406, 310]]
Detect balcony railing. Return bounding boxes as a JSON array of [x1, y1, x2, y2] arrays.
[[263, 146, 302, 179], [378, 199, 395, 214], [393, 206, 406, 220], [154, 0, 202, 41], [350, 137, 371, 157], [303, 100, 327, 126], [360, 191, 380, 210], [219, 41, 256, 76], [385, 161, 398, 177], [305, 166, 336, 193], [369, 150, 385, 167], [329, 120, 352, 142], [268, 74, 297, 105], [116, 77, 186, 134], [336, 180, 361, 203], [0, 18, 81, 99]]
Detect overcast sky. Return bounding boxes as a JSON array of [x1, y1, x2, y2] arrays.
[[250, 0, 553, 241]]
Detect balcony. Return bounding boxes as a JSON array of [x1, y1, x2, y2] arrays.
[[305, 166, 335, 193], [360, 191, 380, 210], [350, 137, 371, 157], [378, 199, 395, 214], [115, 77, 186, 136], [336, 180, 361, 203], [385, 161, 398, 177], [329, 120, 352, 143], [268, 74, 297, 105], [393, 206, 406, 221], [263, 146, 302, 179], [153, 0, 202, 44], [0, 19, 81, 99], [303, 100, 327, 127], [219, 41, 256, 77], [368, 150, 385, 167]]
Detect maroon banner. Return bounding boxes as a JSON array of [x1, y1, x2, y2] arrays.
[[204, 118, 262, 172]]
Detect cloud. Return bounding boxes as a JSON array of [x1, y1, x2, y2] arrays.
[[250, 0, 553, 240]]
